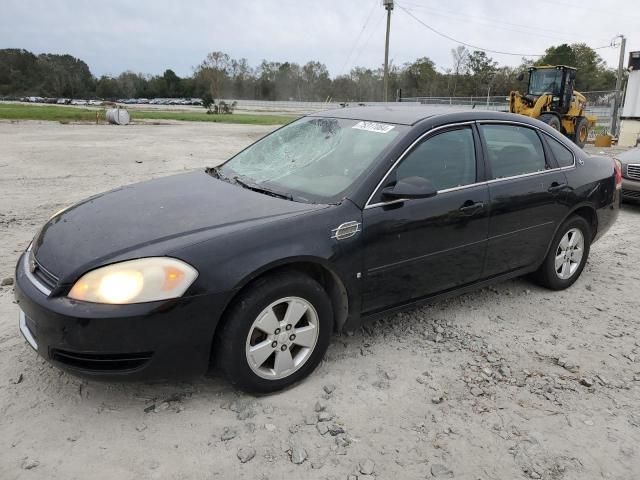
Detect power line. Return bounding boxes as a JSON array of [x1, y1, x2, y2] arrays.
[[401, 1, 619, 52], [338, 0, 378, 76], [350, 10, 386, 72], [405, 9, 575, 43], [398, 3, 545, 57], [400, 2, 616, 47], [400, 1, 581, 40], [534, 0, 640, 19], [343, 0, 619, 74]]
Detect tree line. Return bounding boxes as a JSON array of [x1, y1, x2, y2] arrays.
[[0, 43, 617, 102]]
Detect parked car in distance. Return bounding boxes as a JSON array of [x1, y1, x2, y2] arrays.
[[616, 147, 640, 202], [15, 107, 620, 393]]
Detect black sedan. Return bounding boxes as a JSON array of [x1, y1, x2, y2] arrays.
[[15, 107, 621, 393]]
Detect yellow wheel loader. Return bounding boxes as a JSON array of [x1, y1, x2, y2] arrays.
[[509, 65, 596, 148]]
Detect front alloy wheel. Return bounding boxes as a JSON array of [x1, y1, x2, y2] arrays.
[[216, 271, 332, 393], [246, 297, 319, 380]]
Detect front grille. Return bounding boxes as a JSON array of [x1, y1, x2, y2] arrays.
[[31, 255, 59, 290], [627, 164, 640, 181], [50, 349, 153, 372], [622, 188, 640, 199]]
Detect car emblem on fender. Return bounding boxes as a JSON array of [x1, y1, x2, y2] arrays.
[[331, 221, 361, 240]]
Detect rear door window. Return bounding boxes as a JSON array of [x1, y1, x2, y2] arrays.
[[480, 124, 548, 179]]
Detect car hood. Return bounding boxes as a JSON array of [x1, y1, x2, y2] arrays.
[[33, 170, 324, 282], [617, 148, 640, 166]]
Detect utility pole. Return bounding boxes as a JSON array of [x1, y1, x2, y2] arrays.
[[486, 73, 496, 108], [611, 34, 626, 136], [382, 0, 394, 102]]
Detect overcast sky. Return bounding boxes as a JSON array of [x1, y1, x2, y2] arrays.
[[2, 0, 638, 77]]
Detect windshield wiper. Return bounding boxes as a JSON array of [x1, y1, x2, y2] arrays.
[[233, 176, 294, 201]]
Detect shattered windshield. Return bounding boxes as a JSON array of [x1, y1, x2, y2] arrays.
[[219, 117, 406, 203], [528, 69, 563, 96]]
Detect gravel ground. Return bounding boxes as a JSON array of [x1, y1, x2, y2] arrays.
[[1, 120, 639, 480]]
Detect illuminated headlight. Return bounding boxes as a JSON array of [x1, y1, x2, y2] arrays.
[[68, 257, 198, 304]]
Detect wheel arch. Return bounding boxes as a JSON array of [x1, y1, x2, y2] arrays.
[[212, 257, 352, 352], [570, 204, 598, 239], [540, 203, 598, 264]]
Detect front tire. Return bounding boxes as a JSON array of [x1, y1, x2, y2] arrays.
[[216, 271, 333, 394], [531, 216, 591, 290]]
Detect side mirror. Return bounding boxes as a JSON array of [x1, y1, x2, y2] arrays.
[[382, 176, 438, 200], [516, 72, 525, 82]]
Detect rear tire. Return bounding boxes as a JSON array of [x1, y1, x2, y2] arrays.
[[531, 216, 591, 290], [539, 113, 561, 131], [216, 271, 333, 394], [572, 116, 589, 148]]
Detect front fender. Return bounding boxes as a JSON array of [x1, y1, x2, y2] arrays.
[[169, 201, 363, 320]]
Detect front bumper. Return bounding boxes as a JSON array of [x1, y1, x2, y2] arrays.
[[14, 252, 231, 381], [621, 176, 640, 202]]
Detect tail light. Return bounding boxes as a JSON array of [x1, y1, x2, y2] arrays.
[[613, 158, 622, 189]]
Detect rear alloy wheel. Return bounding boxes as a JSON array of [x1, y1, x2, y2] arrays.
[[539, 113, 561, 131], [531, 215, 591, 290], [216, 272, 332, 393], [572, 116, 589, 148], [554, 228, 585, 280]]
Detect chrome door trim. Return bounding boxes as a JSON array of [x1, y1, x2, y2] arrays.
[[366, 180, 495, 209], [485, 167, 564, 185], [364, 119, 575, 210], [366, 198, 408, 209]]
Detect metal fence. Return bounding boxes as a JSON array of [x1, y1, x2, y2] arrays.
[[224, 99, 439, 114], [400, 95, 509, 110], [223, 99, 344, 113], [227, 93, 616, 131], [399, 91, 617, 130]]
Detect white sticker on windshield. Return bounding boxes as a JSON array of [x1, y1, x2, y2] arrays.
[[352, 121, 395, 134]]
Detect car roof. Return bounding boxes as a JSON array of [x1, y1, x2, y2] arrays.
[[310, 105, 536, 126]]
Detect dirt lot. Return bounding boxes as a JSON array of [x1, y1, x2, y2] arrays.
[[1, 120, 639, 480]]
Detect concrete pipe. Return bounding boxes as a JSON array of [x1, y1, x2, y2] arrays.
[[106, 108, 130, 125]]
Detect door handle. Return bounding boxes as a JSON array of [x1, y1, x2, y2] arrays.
[[548, 182, 568, 193], [459, 201, 484, 215]]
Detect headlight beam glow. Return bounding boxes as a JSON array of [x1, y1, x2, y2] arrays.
[[68, 257, 198, 304]]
